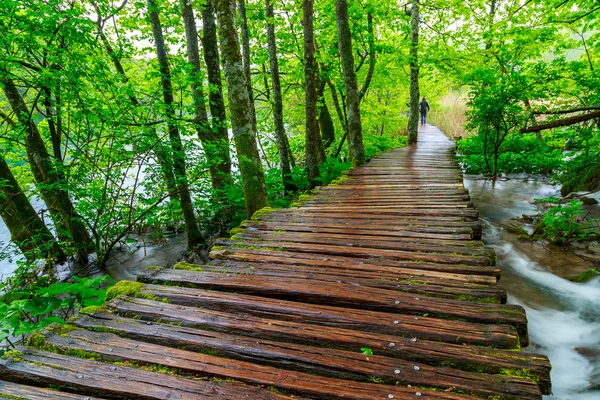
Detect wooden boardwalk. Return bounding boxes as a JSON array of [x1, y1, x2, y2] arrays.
[[1, 126, 551, 399]]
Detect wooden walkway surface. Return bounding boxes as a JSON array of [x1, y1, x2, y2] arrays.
[[1, 126, 551, 399]]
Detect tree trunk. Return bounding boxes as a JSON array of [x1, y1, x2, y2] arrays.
[[0, 156, 65, 263], [201, 2, 233, 189], [317, 72, 335, 151], [407, 0, 420, 145], [147, 0, 205, 249], [335, 0, 365, 166], [181, 0, 231, 192], [213, 0, 269, 218], [2, 78, 91, 264], [237, 0, 258, 134], [303, 0, 321, 186], [358, 12, 376, 101], [266, 0, 296, 192]]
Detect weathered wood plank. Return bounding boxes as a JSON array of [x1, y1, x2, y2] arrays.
[[0, 380, 106, 400], [41, 327, 539, 399], [125, 283, 517, 347], [168, 262, 506, 302], [209, 247, 500, 280], [214, 240, 494, 266], [98, 297, 550, 393], [137, 273, 522, 332], [38, 329, 537, 399], [0, 348, 292, 400]]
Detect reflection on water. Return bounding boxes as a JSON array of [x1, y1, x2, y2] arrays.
[[465, 175, 600, 399]]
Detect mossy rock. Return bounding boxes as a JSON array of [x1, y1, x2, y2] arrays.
[[566, 268, 600, 283], [106, 281, 145, 301]]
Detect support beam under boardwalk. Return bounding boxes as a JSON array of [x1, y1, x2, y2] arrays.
[[2, 125, 551, 399]]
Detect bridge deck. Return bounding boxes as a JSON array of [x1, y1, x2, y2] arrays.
[[1, 126, 551, 399]]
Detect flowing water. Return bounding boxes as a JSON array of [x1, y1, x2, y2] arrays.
[[465, 175, 600, 399]]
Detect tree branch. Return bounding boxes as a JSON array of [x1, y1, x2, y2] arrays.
[[520, 111, 600, 133]]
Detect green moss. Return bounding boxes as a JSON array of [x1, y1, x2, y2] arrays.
[[2, 350, 23, 362], [566, 269, 600, 283], [0, 393, 29, 400], [106, 281, 145, 301], [173, 262, 204, 272], [146, 265, 163, 272], [78, 305, 106, 315], [105, 280, 169, 303], [251, 206, 277, 220], [229, 227, 244, 236], [27, 332, 48, 348], [499, 368, 539, 384], [455, 295, 501, 304], [211, 245, 227, 251]]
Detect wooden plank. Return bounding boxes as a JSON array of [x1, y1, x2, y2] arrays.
[[215, 239, 494, 266], [0, 348, 292, 400], [122, 283, 517, 348], [177, 262, 507, 302], [231, 230, 487, 250], [209, 247, 501, 280], [138, 272, 520, 330], [98, 297, 551, 393], [242, 220, 475, 239], [0, 380, 106, 400], [43, 326, 539, 399]]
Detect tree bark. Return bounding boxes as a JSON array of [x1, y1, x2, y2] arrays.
[[303, 0, 321, 186], [2, 78, 91, 264], [0, 155, 65, 263], [317, 69, 336, 151], [358, 12, 376, 101], [335, 0, 365, 166], [213, 0, 269, 218], [181, 0, 231, 192], [407, 0, 420, 145], [266, 0, 296, 192], [520, 111, 600, 133], [201, 2, 233, 188], [237, 0, 258, 134], [147, 0, 205, 249]]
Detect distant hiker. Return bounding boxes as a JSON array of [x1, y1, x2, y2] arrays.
[[420, 97, 430, 125]]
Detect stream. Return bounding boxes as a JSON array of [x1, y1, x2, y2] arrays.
[[465, 174, 600, 399]]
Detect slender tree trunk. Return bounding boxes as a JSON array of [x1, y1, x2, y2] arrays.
[[335, 0, 365, 166], [359, 12, 376, 101], [266, 0, 296, 192], [237, 0, 258, 133], [303, 0, 321, 186], [181, 0, 231, 192], [201, 2, 233, 187], [317, 73, 336, 151], [407, 0, 420, 145], [2, 78, 91, 264], [147, 0, 205, 249], [0, 155, 65, 263], [214, 0, 269, 218]]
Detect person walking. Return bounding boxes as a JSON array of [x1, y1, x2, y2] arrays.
[[419, 97, 430, 125]]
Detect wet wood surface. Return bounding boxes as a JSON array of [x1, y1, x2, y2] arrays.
[[3, 126, 551, 399]]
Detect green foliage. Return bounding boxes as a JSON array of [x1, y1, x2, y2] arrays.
[[0, 271, 112, 351], [360, 347, 373, 356], [534, 200, 599, 244]]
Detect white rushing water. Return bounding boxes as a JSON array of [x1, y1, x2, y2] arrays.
[[465, 175, 600, 399]]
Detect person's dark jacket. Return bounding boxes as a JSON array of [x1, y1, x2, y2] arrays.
[[420, 99, 430, 115]]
